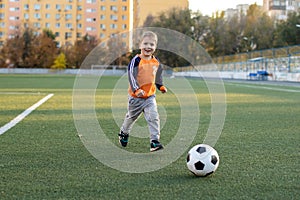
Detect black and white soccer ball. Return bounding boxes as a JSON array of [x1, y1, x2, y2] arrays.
[[186, 144, 220, 177]]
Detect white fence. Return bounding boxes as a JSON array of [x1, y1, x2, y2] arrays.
[[173, 71, 300, 82], [1, 68, 300, 82], [0, 68, 125, 76]]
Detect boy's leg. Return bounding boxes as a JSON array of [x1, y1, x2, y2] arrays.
[[119, 97, 144, 147], [143, 96, 160, 142], [121, 96, 144, 133], [144, 97, 163, 152]]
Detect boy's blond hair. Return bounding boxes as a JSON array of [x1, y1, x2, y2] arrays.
[[141, 31, 158, 44]]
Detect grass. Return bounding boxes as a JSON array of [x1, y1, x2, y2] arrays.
[[0, 74, 299, 199]]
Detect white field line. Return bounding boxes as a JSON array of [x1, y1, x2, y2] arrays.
[[0, 92, 48, 95], [227, 83, 300, 93], [0, 93, 54, 135]]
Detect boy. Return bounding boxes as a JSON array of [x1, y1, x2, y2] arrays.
[[118, 31, 167, 152]]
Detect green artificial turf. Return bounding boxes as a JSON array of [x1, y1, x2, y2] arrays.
[[0, 74, 299, 199]]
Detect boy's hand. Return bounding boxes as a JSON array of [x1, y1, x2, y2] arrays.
[[135, 89, 145, 97], [160, 86, 167, 93]]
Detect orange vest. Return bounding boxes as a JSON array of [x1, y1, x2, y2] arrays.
[[128, 55, 163, 98]]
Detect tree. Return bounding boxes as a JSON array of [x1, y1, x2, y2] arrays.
[[142, 8, 194, 67], [243, 4, 274, 51], [144, 8, 194, 37], [1, 26, 57, 68], [64, 34, 99, 68], [1, 31, 24, 67], [206, 11, 227, 57], [30, 29, 58, 68], [107, 34, 130, 66], [190, 11, 210, 45], [274, 11, 300, 47], [226, 13, 246, 54], [51, 53, 66, 69]]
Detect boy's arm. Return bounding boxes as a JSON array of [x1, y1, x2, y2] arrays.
[[128, 56, 141, 93], [155, 64, 167, 93]]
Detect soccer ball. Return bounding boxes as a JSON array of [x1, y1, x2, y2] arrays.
[[186, 144, 220, 177]]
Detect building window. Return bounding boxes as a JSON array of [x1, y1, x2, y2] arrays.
[[45, 23, 50, 28], [0, 13, 5, 20], [24, 13, 29, 20], [56, 14, 60, 20], [55, 23, 60, 28], [110, 5, 117, 11], [8, 34, 15, 39], [56, 4, 61, 11], [9, 7, 19, 11], [100, 24, 106, 30], [46, 4, 50, 9], [100, 15, 105, 20], [65, 32, 72, 39], [77, 24, 82, 28], [45, 13, 51, 19], [110, 14, 117, 20], [66, 23, 73, 29], [34, 13, 41, 19], [122, 6, 127, 11], [33, 22, 41, 29], [65, 5, 72, 10], [100, 6, 105, 11], [86, 18, 95, 22], [65, 14, 72, 20], [0, 4, 5, 9], [34, 4, 41, 10], [76, 14, 82, 20], [86, 27, 96, 31], [9, 16, 19, 20], [122, 15, 127, 20], [122, 24, 127, 29], [100, 33, 105, 38], [24, 4, 29, 10], [86, 8, 96, 12], [110, 24, 117, 29]]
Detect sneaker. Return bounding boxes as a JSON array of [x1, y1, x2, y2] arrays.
[[118, 131, 129, 147], [150, 140, 164, 152]]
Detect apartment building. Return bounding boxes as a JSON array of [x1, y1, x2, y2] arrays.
[[134, 0, 189, 27], [263, 0, 300, 20], [0, 0, 130, 47], [0, 0, 188, 47], [224, 0, 300, 20], [224, 4, 250, 19]]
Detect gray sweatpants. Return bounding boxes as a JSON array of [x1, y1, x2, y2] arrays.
[[121, 95, 160, 142]]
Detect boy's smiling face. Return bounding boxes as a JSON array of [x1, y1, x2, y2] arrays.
[[139, 36, 157, 59]]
